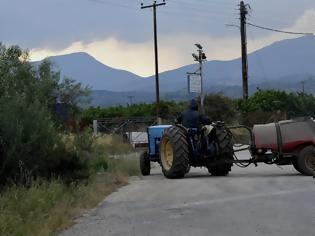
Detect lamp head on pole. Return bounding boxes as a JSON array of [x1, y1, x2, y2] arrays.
[[192, 53, 199, 61], [195, 43, 202, 50]]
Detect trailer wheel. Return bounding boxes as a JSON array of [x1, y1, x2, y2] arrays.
[[297, 146, 315, 176], [208, 127, 234, 176], [160, 126, 189, 179], [292, 159, 303, 174], [140, 151, 151, 176]]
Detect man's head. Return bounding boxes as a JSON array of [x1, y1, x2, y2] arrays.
[[189, 99, 198, 111]]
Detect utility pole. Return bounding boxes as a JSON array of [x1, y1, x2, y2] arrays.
[[127, 96, 134, 105], [141, 0, 166, 124], [301, 80, 306, 95], [191, 44, 207, 111], [240, 1, 249, 101]]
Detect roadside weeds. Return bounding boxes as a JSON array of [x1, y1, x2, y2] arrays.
[[0, 154, 140, 236]]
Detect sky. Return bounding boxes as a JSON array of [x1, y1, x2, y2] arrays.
[[1, 0, 315, 77]]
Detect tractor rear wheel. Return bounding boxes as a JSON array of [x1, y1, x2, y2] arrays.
[[208, 127, 234, 176], [140, 151, 150, 176], [160, 126, 189, 179], [296, 146, 315, 176]]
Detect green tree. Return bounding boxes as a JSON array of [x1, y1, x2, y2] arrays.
[[237, 89, 315, 125], [0, 44, 90, 185], [203, 93, 236, 124]]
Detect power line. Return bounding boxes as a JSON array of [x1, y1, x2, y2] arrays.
[[168, 0, 235, 8], [167, 0, 236, 13], [247, 22, 314, 36], [247, 29, 267, 81], [250, 14, 296, 26], [161, 7, 238, 18], [87, 0, 134, 9], [159, 3, 239, 21], [87, 0, 238, 23]]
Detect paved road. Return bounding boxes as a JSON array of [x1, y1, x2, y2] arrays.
[[61, 152, 315, 236]]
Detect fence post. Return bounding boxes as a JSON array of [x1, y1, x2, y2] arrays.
[[93, 120, 98, 135]]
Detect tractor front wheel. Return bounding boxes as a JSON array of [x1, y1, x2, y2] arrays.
[[160, 126, 189, 179], [296, 146, 315, 176], [140, 151, 151, 176]]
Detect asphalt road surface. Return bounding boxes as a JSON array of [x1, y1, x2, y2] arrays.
[[61, 151, 315, 236]]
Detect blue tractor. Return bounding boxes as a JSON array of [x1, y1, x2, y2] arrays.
[[140, 122, 234, 179]]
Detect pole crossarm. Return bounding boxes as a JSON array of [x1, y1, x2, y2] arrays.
[[186, 72, 201, 75], [141, 2, 166, 9]]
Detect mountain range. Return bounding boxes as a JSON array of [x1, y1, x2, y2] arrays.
[[39, 36, 315, 106]]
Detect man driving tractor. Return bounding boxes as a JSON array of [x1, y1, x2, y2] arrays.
[[176, 99, 214, 156], [176, 99, 210, 128]]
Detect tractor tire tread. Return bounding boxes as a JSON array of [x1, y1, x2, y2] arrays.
[[161, 126, 189, 179], [208, 127, 234, 176]]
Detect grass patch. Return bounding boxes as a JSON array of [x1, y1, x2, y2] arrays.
[[108, 153, 141, 177], [94, 134, 134, 155], [0, 173, 127, 236], [0, 133, 141, 236]]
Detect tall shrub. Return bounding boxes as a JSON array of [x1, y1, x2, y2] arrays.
[[0, 44, 90, 185]]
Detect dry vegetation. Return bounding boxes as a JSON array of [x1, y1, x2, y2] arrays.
[[0, 134, 140, 236]]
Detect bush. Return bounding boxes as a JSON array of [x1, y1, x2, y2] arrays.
[[237, 90, 315, 125], [0, 97, 55, 184], [73, 128, 93, 152], [81, 100, 187, 123], [204, 93, 236, 124], [0, 44, 90, 186], [0, 173, 127, 236]]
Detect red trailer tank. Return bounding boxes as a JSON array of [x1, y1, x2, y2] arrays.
[[251, 118, 315, 176], [253, 119, 315, 153]]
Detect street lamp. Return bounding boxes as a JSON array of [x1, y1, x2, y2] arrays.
[[193, 44, 206, 111]]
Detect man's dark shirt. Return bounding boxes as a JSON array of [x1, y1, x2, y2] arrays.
[[177, 109, 210, 128]]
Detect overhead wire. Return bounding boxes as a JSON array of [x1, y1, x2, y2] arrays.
[[86, 0, 238, 22], [250, 15, 296, 26], [87, 0, 136, 10], [167, 0, 237, 14], [160, 0, 239, 24], [168, 0, 236, 8], [168, 6, 236, 16], [247, 29, 268, 82], [161, 8, 238, 19], [247, 22, 314, 36]]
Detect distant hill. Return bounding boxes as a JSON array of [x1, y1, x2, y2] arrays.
[[35, 36, 315, 106], [42, 52, 145, 92], [148, 36, 315, 92], [89, 78, 315, 107], [39, 36, 315, 92]]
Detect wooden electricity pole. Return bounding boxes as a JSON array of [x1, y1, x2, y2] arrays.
[[240, 1, 249, 100], [141, 1, 166, 123], [127, 96, 134, 105]]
